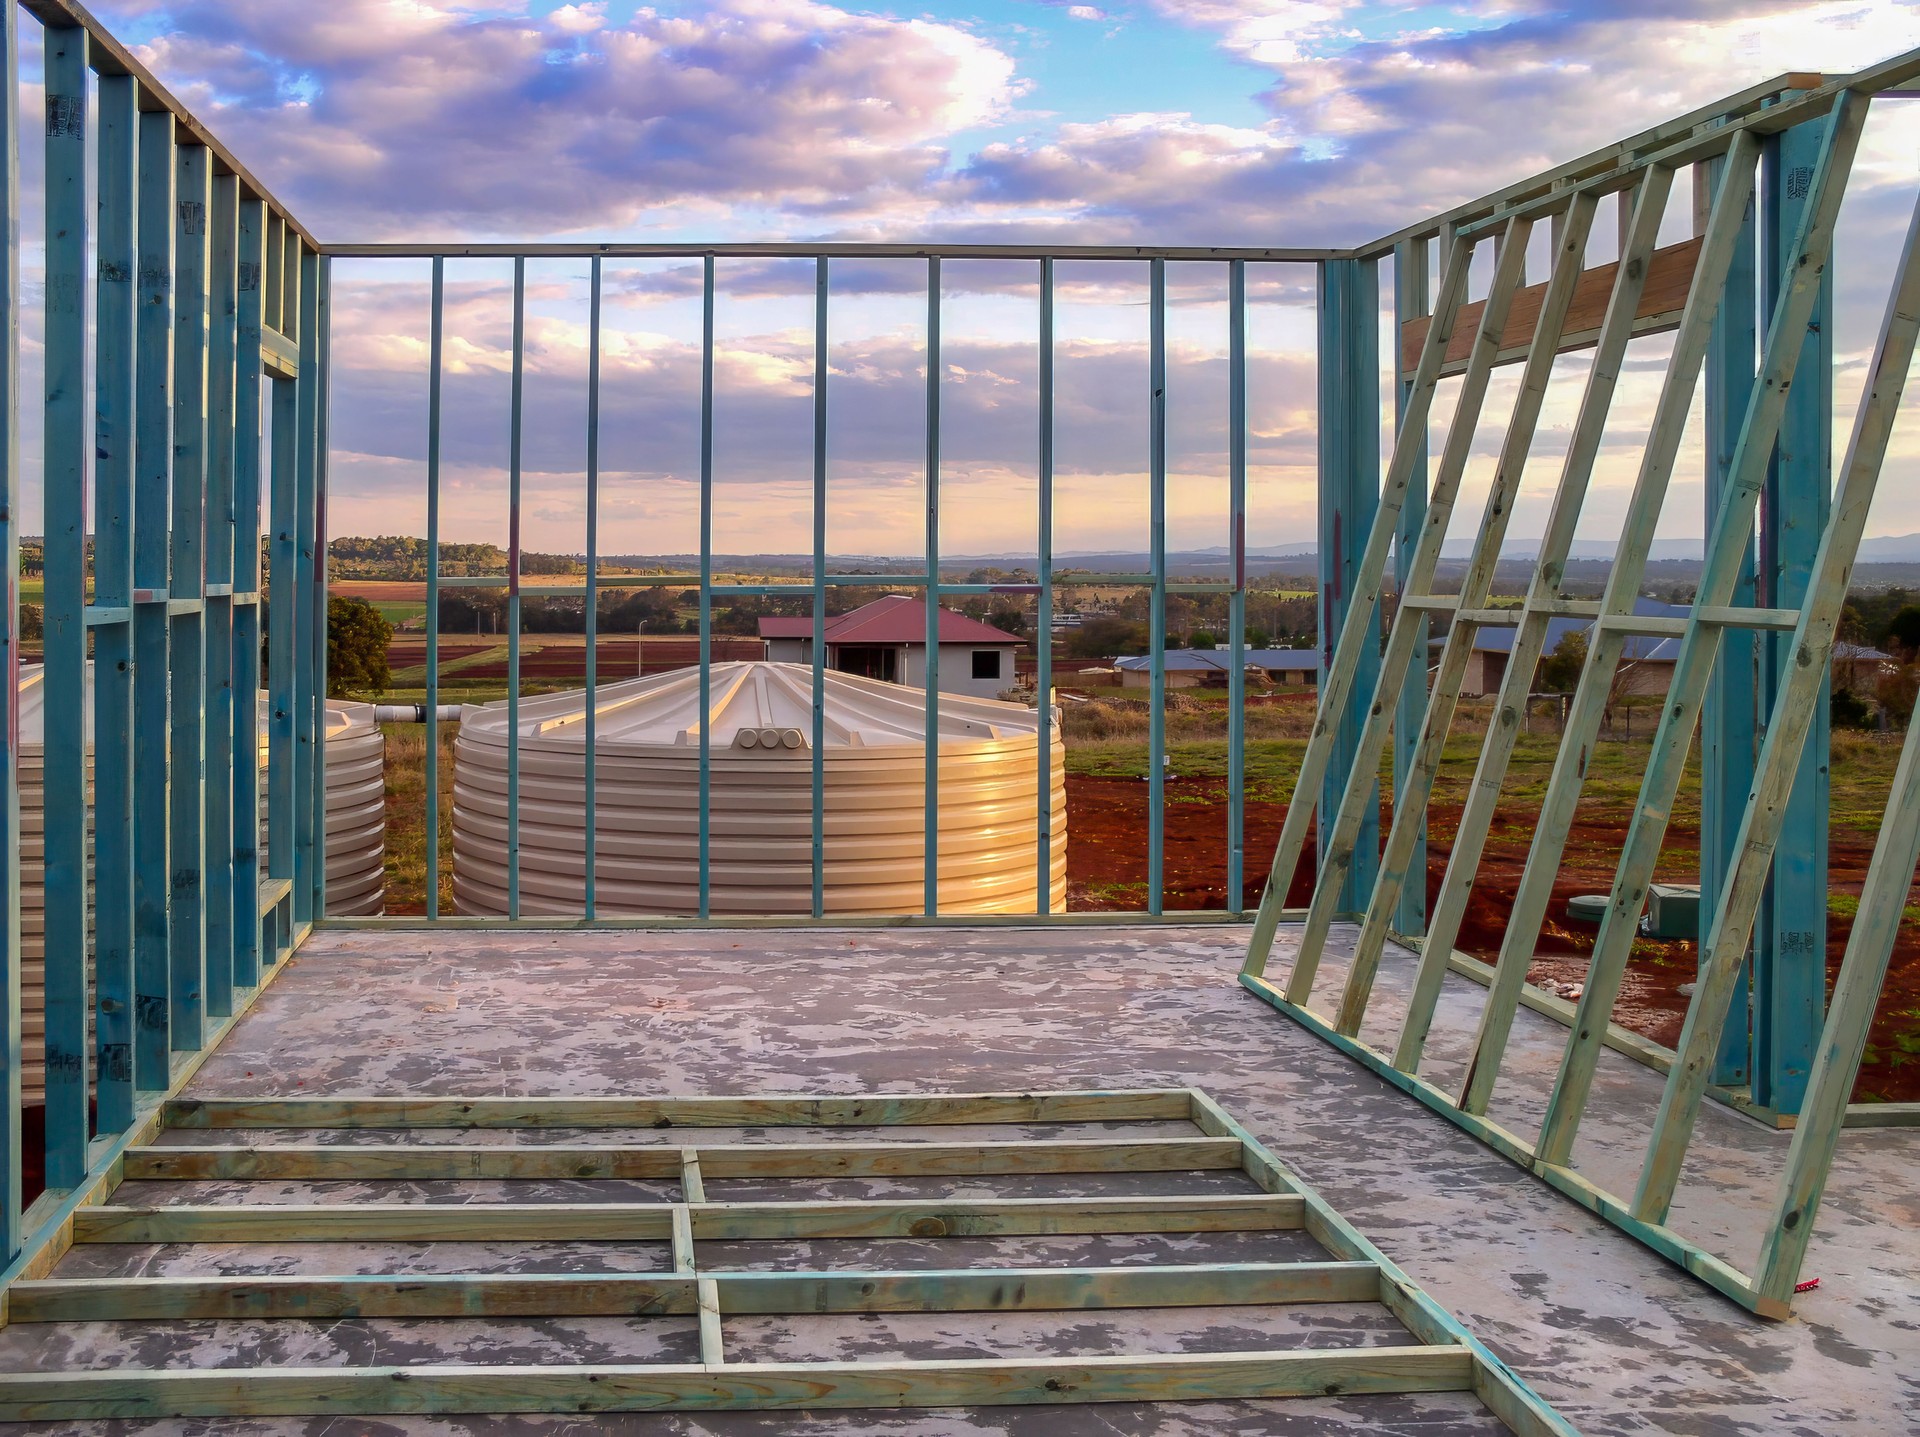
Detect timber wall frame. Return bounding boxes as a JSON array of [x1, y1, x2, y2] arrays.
[[1241, 50, 1920, 1318], [2, 0, 1918, 1342], [0, 1087, 1574, 1432], [0, 0, 327, 1283]]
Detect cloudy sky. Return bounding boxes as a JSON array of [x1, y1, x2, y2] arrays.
[[60, 0, 1920, 556]]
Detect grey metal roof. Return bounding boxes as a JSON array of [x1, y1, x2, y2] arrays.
[[1114, 648, 1320, 673]]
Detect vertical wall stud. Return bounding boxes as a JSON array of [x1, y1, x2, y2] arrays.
[[923, 258, 941, 917], [1227, 261, 1247, 913], [1315, 258, 1381, 914], [1148, 260, 1167, 916], [0, 0, 20, 1256], [231, 198, 264, 984], [424, 257, 443, 920], [1391, 237, 1430, 936], [293, 248, 321, 926], [505, 258, 524, 920], [92, 72, 138, 1133], [169, 142, 211, 1048], [41, 23, 90, 1186], [1036, 258, 1055, 913], [1698, 142, 1761, 1090], [583, 257, 601, 919], [698, 256, 714, 918], [314, 256, 331, 917], [1755, 110, 1833, 1113], [134, 105, 176, 1080], [203, 172, 238, 1020], [284, 242, 313, 927], [811, 258, 828, 919], [268, 367, 296, 907]]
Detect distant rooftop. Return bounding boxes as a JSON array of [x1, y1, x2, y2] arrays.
[[759, 594, 1023, 646], [1115, 648, 1319, 673]]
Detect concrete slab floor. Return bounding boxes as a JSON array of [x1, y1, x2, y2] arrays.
[[13, 923, 1917, 1437]]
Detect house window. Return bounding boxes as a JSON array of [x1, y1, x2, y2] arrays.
[[972, 650, 1001, 680]]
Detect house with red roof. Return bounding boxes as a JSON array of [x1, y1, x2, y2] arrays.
[[758, 594, 1025, 700]]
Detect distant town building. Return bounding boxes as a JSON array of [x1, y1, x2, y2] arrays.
[[1446, 599, 1895, 697], [759, 594, 1024, 700], [1113, 648, 1320, 688]]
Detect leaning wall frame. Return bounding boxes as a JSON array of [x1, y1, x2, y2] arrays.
[[1242, 51, 1920, 1318]]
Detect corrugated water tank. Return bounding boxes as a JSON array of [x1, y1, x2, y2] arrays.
[[452, 660, 1066, 917]]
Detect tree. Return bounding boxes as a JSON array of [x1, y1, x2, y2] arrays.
[[1886, 604, 1920, 657], [1875, 663, 1919, 726], [1537, 630, 1587, 693], [1189, 630, 1217, 650], [1832, 685, 1874, 730], [984, 600, 1029, 638], [328, 595, 393, 697], [1066, 616, 1149, 659]]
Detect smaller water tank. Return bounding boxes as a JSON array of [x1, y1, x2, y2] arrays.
[[253, 697, 388, 915], [318, 701, 387, 916], [452, 661, 1066, 917], [16, 666, 93, 1108]]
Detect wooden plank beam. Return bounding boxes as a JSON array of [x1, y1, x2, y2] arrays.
[[71, 1193, 1305, 1245], [690, 1194, 1304, 1241], [0, 1347, 1474, 1421], [708, 1261, 1382, 1314], [5, 1261, 1382, 1324], [7, 1273, 696, 1322], [162, 1091, 1194, 1129], [72, 1203, 681, 1244], [123, 1137, 1245, 1182], [1399, 237, 1700, 378]]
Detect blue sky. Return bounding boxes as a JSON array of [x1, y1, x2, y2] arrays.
[[61, 0, 1920, 554]]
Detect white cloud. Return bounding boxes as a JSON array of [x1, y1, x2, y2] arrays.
[[108, 0, 1024, 237]]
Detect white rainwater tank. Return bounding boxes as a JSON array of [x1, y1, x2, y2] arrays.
[[452, 660, 1066, 917], [251, 697, 389, 917], [16, 666, 92, 1108], [15, 667, 387, 1102]]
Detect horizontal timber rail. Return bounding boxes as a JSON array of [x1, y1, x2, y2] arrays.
[[0, 1087, 1574, 1432], [323, 240, 1338, 261]]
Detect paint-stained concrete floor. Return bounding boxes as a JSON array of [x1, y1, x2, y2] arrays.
[[11, 923, 1918, 1435]]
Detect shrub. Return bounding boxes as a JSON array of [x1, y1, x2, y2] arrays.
[[1831, 685, 1875, 730], [328, 595, 393, 697]]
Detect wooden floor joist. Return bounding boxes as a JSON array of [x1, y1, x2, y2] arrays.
[[0, 1348, 1478, 1421], [122, 1135, 1245, 1181], [71, 1193, 1306, 1244], [161, 1090, 1195, 1129], [0, 1088, 1576, 1434], [5, 1262, 1383, 1322]]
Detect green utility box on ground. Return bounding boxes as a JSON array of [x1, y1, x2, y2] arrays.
[[1640, 883, 1701, 940]]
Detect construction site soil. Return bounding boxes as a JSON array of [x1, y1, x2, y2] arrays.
[[1063, 773, 1920, 1105]]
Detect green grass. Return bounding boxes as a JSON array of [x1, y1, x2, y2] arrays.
[[369, 600, 427, 627], [1060, 723, 1904, 835], [1827, 891, 1920, 925]]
